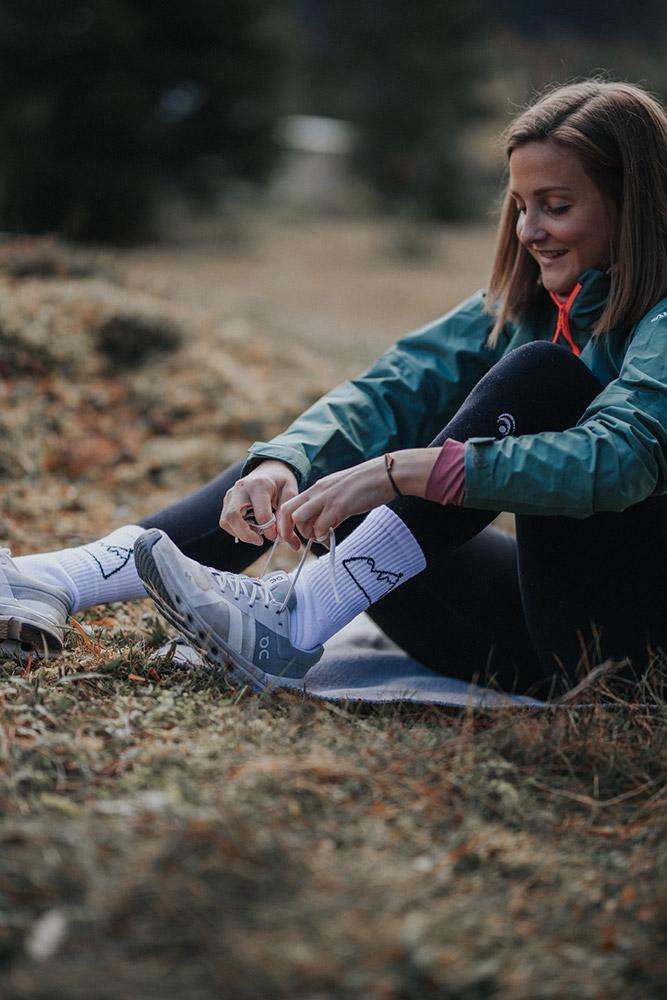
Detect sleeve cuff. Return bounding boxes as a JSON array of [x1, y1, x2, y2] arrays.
[[425, 438, 466, 505], [242, 441, 312, 489], [462, 437, 500, 511]]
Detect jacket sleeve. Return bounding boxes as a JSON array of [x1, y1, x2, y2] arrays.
[[243, 291, 501, 487], [463, 306, 667, 517]]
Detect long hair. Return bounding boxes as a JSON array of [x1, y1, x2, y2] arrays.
[[487, 81, 667, 344]]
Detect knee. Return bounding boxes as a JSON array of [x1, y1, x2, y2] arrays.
[[487, 339, 597, 393], [503, 340, 574, 370]]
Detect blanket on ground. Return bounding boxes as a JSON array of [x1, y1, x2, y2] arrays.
[[303, 615, 545, 707], [156, 614, 545, 707]]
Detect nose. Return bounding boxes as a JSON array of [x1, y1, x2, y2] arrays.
[[517, 210, 547, 247]]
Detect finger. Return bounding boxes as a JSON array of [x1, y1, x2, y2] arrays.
[[276, 478, 299, 507], [311, 515, 340, 544], [275, 483, 301, 552], [220, 494, 264, 546], [246, 483, 278, 542], [279, 489, 306, 516], [223, 516, 264, 545], [276, 500, 302, 551], [291, 496, 333, 540], [220, 483, 250, 524]]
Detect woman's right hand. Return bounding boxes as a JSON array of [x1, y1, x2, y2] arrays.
[[219, 460, 299, 547]]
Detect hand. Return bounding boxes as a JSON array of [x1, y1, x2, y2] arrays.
[[220, 460, 299, 546], [276, 457, 391, 548], [276, 449, 441, 547]]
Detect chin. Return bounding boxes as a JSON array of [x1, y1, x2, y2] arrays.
[[541, 272, 578, 296]]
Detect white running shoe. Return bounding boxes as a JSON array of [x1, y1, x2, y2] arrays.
[[0, 549, 71, 660], [134, 528, 323, 691]]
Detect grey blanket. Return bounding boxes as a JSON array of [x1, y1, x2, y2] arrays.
[[158, 615, 544, 707], [301, 615, 545, 707]]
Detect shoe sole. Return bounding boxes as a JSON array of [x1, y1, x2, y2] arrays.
[[134, 530, 305, 694], [0, 612, 58, 659]]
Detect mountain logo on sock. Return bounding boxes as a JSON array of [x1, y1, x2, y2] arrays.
[[86, 543, 134, 579], [342, 556, 403, 604]]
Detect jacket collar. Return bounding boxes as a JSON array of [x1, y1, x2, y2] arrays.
[[555, 268, 611, 337]]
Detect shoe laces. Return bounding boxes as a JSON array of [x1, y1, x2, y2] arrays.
[[261, 527, 339, 614], [210, 568, 280, 610], [234, 512, 340, 615], [211, 528, 338, 614]]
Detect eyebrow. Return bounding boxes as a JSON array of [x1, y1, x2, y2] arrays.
[[510, 186, 575, 197]]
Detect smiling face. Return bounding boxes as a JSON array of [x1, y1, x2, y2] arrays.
[[509, 141, 615, 297]]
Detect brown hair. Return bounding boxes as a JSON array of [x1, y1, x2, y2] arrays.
[[487, 80, 667, 343]]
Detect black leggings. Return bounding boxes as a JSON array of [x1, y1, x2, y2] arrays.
[[141, 342, 667, 696]]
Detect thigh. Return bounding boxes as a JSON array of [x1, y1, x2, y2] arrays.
[[139, 460, 271, 573], [517, 495, 667, 686], [392, 341, 604, 560], [366, 526, 542, 693]]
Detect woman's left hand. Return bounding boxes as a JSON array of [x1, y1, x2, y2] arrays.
[[276, 448, 440, 548]]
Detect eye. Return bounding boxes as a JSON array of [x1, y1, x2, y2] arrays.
[[545, 205, 570, 216]]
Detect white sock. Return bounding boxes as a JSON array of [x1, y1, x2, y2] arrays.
[[290, 506, 426, 650], [14, 525, 147, 612]]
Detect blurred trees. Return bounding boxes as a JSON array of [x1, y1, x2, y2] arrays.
[[0, 0, 492, 239], [287, 0, 489, 219], [0, 0, 283, 241], [0, 0, 665, 242]]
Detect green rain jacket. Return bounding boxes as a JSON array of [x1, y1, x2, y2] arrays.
[[244, 268, 667, 518]]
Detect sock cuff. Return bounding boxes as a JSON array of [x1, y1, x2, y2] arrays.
[[43, 525, 146, 612], [350, 506, 427, 575], [290, 506, 426, 650]]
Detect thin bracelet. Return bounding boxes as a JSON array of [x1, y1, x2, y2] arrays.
[[384, 453, 403, 498]]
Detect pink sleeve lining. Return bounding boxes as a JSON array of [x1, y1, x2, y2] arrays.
[[425, 438, 466, 506]]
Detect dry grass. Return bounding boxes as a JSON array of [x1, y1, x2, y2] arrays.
[[1, 622, 665, 999], [0, 225, 665, 999]]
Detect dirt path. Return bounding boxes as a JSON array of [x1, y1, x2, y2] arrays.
[[121, 217, 496, 372]]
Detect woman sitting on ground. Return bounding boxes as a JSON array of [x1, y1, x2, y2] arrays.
[[4, 80, 667, 698]]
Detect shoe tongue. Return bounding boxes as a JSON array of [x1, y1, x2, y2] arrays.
[[262, 571, 293, 604]]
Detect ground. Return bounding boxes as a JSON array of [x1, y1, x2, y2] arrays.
[[0, 220, 665, 999]]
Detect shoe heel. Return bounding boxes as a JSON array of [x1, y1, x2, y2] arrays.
[[133, 530, 166, 598]]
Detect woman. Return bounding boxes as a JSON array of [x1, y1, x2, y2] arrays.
[[5, 81, 667, 697]]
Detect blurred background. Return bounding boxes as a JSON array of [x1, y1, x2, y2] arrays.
[[2, 0, 667, 554], [0, 0, 666, 243]]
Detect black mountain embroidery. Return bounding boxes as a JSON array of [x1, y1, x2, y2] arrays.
[[342, 556, 403, 603], [87, 543, 134, 579]]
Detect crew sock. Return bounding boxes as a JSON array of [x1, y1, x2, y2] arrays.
[[289, 506, 426, 650], [14, 525, 147, 612]]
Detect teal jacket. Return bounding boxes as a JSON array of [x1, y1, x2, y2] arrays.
[[244, 269, 667, 518]]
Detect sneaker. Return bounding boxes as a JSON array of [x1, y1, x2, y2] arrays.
[[0, 549, 71, 660], [134, 528, 323, 691]]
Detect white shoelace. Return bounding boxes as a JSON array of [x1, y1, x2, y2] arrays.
[[261, 527, 339, 613], [223, 523, 339, 616], [210, 569, 278, 610]]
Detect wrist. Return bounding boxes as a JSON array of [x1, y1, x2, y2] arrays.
[[388, 449, 441, 498], [249, 458, 296, 480]]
